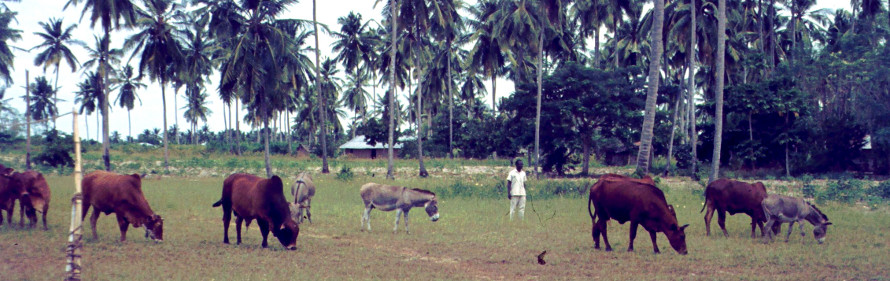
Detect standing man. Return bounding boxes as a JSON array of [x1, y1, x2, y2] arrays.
[[506, 159, 527, 220]]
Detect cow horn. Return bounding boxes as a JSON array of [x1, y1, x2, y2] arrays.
[[679, 224, 689, 231]]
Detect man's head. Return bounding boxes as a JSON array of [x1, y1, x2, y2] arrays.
[[515, 159, 523, 171]]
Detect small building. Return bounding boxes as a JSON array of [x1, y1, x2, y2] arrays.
[[339, 135, 403, 159], [294, 144, 310, 158]]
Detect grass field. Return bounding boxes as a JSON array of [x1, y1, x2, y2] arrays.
[[1, 172, 889, 280]]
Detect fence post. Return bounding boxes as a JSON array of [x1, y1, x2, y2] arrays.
[[66, 109, 84, 281]]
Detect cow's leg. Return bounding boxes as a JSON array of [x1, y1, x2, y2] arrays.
[[116, 214, 129, 242], [222, 206, 232, 244], [18, 201, 25, 227], [592, 218, 601, 249], [627, 222, 639, 252], [753, 217, 765, 238], [393, 209, 402, 233], [41, 208, 48, 230], [784, 221, 795, 242], [26, 207, 37, 228], [600, 219, 613, 252], [648, 230, 660, 254], [704, 205, 715, 236], [235, 216, 243, 245], [717, 210, 729, 237], [258, 218, 270, 248], [89, 210, 101, 240]]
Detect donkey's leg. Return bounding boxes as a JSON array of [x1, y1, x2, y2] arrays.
[[784, 221, 795, 242], [393, 209, 402, 233], [403, 209, 410, 234], [306, 199, 312, 223], [361, 207, 371, 231], [763, 218, 775, 243], [798, 220, 806, 238]]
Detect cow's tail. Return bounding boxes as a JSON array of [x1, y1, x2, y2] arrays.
[[700, 187, 709, 213], [212, 199, 223, 208], [587, 184, 597, 221]]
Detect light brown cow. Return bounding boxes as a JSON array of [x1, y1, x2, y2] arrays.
[[0, 168, 23, 227], [213, 173, 299, 250], [82, 171, 164, 242], [13, 171, 51, 230]]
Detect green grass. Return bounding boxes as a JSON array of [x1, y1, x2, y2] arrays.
[[1, 173, 888, 280]]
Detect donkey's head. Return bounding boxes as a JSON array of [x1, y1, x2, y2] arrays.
[[425, 198, 440, 222], [807, 202, 832, 244]]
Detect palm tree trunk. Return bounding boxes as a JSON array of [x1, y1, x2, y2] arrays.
[[263, 102, 272, 178], [534, 32, 544, 178], [313, 0, 329, 174], [128, 110, 132, 140], [758, 0, 765, 56], [768, 0, 776, 69], [100, 51, 111, 171], [448, 42, 454, 159], [161, 79, 170, 172], [613, 17, 620, 67], [287, 110, 293, 155], [387, 0, 398, 180], [581, 134, 591, 175], [491, 75, 497, 113], [235, 99, 241, 155], [174, 87, 180, 145], [709, 0, 727, 184], [749, 111, 756, 169], [415, 54, 428, 178], [25, 70, 31, 170], [667, 94, 680, 175], [635, 0, 665, 176], [594, 28, 601, 67], [689, 0, 699, 178], [53, 67, 60, 129], [85, 113, 89, 143]]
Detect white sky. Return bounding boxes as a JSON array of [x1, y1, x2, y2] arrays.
[[2, 0, 852, 141]]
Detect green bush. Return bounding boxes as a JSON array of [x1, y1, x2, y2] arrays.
[[868, 181, 890, 199], [817, 177, 866, 204], [336, 167, 354, 181], [34, 130, 74, 168], [800, 174, 817, 198]]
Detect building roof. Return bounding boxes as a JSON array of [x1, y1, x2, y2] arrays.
[[339, 135, 404, 150]]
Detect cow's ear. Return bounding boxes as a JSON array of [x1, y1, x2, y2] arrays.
[[679, 224, 690, 231], [824, 222, 832, 226], [270, 175, 283, 188]]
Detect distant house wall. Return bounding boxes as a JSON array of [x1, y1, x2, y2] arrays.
[[343, 149, 400, 159]]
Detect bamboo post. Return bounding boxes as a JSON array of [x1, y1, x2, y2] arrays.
[[66, 109, 84, 281]]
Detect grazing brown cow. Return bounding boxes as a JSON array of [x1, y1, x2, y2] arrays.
[[12, 171, 51, 230], [0, 169, 24, 226], [588, 175, 689, 254], [82, 171, 164, 242], [701, 178, 772, 238], [213, 173, 299, 250]]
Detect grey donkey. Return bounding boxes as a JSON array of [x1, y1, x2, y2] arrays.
[[290, 172, 315, 224], [762, 194, 832, 244], [360, 183, 439, 233]]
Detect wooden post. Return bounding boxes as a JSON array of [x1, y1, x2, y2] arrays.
[[66, 109, 84, 281], [25, 70, 31, 170]]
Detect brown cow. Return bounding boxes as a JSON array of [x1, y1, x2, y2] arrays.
[[588, 175, 689, 254], [212, 173, 299, 250], [701, 178, 772, 238], [13, 171, 51, 230], [0, 168, 24, 227], [82, 171, 164, 242]]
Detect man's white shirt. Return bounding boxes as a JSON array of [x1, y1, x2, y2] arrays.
[[506, 169, 527, 196]]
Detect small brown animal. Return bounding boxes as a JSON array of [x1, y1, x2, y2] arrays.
[[588, 175, 689, 254], [213, 173, 299, 250], [537, 250, 547, 265], [12, 171, 51, 230], [0, 168, 24, 226], [701, 178, 772, 238], [82, 171, 164, 242]]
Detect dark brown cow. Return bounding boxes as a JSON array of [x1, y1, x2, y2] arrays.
[[0, 168, 23, 226], [13, 171, 51, 230], [588, 175, 689, 254], [701, 178, 770, 238], [213, 173, 299, 250], [82, 171, 164, 242]]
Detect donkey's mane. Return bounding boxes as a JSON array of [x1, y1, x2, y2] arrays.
[[807, 201, 829, 221], [410, 188, 436, 196]]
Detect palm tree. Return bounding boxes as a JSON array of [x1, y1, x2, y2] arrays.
[[312, 0, 331, 174], [634, 0, 665, 176], [183, 86, 211, 145], [333, 12, 374, 138], [74, 71, 102, 141], [341, 71, 371, 138], [468, 0, 505, 114], [30, 17, 83, 129], [82, 33, 121, 142], [112, 65, 144, 139], [123, 0, 184, 172], [26, 76, 58, 132], [380, 0, 399, 179], [429, 0, 463, 159], [709, 0, 727, 184], [0, 7, 22, 85], [65, 0, 139, 171]]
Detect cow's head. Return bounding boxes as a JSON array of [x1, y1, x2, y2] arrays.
[[144, 214, 164, 242], [273, 218, 299, 250], [23, 174, 49, 213], [424, 198, 440, 222], [665, 205, 689, 255]]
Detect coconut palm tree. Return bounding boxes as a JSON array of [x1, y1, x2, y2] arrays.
[[26, 76, 58, 132], [183, 86, 211, 145], [708, 0, 727, 184], [112, 65, 144, 139], [65, 0, 139, 171], [333, 11, 374, 138], [74, 71, 102, 141], [428, 0, 463, 159], [635, 0, 666, 175], [0, 7, 22, 85], [82, 33, 122, 141], [30, 17, 83, 128], [123, 0, 184, 172], [311, 0, 331, 174], [468, 0, 505, 114]]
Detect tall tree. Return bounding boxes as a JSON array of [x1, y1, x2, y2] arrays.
[[709, 0, 727, 184], [429, 0, 463, 159], [468, 0, 505, 114], [26, 76, 58, 131], [112, 65, 144, 139], [74, 71, 102, 142], [688, 0, 699, 178], [124, 0, 184, 172], [333, 12, 373, 138], [30, 17, 83, 129], [183, 86, 211, 145], [0, 7, 21, 85], [312, 0, 330, 173], [635, 0, 665, 175], [65, 0, 139, 171]]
